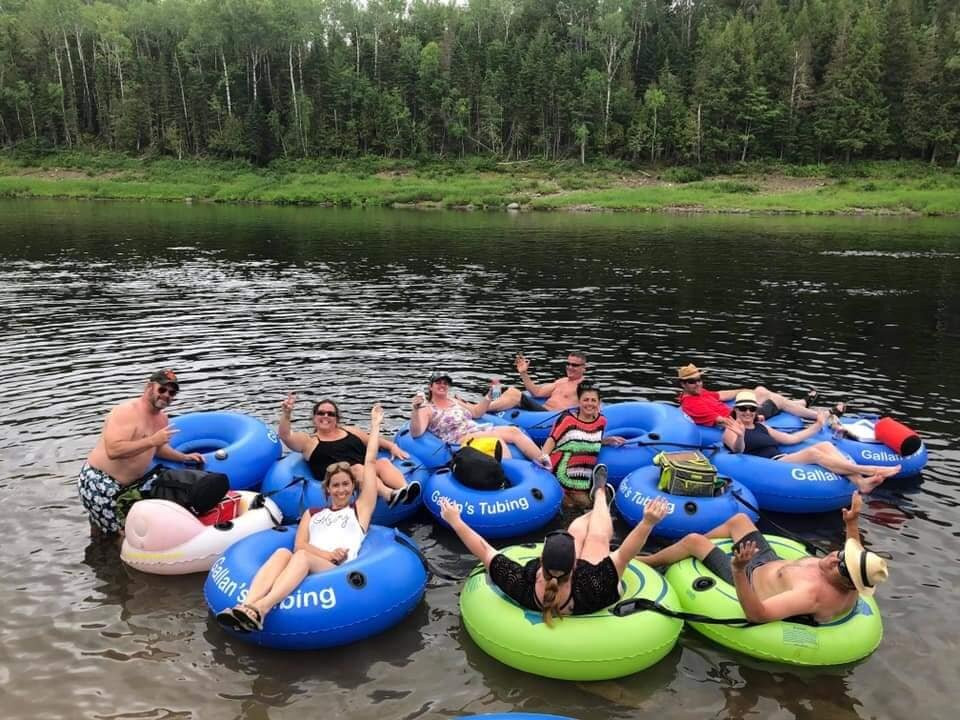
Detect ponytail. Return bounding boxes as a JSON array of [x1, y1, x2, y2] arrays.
[[541, 576, 563, 627]]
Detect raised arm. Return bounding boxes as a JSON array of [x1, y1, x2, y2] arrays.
[[409, 393, 432, 438], [721, 416, 746, 452], [355, 404, 383, 530], [440, 498, 498, 569], [277, 393, 311, 453], [612, 497, 668, 574], [515, 353, 556, 397], [842, 491, 863, 545]]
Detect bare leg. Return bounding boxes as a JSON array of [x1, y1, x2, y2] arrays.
[[351, 463, 401, 501], [374, 458, 406, 490], [574, 484, 615, 564], [241, 548, 295, 608], [778, 444, 901, 478], [245, 549, 333, 620], [641, 512, 757, 566], [488, 386, 523, 412], [845, 473, 886, 494], [754, 385, 819, 420]]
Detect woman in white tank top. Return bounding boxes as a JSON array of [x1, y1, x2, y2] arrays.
[[217, 404, 382, 633]]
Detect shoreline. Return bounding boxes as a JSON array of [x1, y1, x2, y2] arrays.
[[2, 154, 958, 217]]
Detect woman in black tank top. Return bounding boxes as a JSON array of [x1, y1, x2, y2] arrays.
[[277, 395, 422, 508], [722, 391, 902, 493]]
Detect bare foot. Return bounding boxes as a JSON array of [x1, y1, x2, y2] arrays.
[[854, 474, 885, 494], [878, 464, 901, 478]]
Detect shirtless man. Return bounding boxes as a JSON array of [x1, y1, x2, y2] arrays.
[[641, 492, 889, 624], [78, 369, 204, 537], [488, 351, 588, 413]]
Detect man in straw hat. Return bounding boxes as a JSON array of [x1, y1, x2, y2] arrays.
[[641, 491, 889, 624], [676, 363, 836, 428]]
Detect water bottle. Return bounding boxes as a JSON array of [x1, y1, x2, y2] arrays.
[[489, 378, 502, 400]]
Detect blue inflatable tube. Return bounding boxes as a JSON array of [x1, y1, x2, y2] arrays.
[[615, 465, 759, 539], [710, 450, 854, 513], [461, 715, 574, 720], [394, 416, 519, 472], [259, 451, 426, 526], [425, 460, 563, 539], [167, 411, 281, 490], [596, 402, 704, 483], [204, 524, 426, 649]]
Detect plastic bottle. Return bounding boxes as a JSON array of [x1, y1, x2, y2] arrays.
[[489, 378, 502, 400]]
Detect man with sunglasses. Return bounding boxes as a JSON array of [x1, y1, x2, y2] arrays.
[[487, 351, 589, 413], [676, 363, 825, 428], [642, 491, 890, 624], [78, 369, 204, 537]]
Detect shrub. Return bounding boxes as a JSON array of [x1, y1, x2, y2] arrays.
[[662, 166, 703, 183]]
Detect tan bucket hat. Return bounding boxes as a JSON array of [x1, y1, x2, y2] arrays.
[[677, 364, 705, 381], [841, 539, 889, 596]]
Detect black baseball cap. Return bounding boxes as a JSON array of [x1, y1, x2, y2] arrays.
[[542, 531, 576, 577], [428, 371, 453, 385], [148, 369, 179, 390]]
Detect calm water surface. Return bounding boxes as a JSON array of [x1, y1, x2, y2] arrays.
[[1, 200, 958, 720]]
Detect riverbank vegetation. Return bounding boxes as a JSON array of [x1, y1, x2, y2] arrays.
[[2, 151, 959, 214], [1, 0, 959, 170]]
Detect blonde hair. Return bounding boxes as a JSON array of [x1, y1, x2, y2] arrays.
[[541, 574, 567, 627], [322, 461, 355, 496]]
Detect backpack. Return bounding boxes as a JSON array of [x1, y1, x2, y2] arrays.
[[140, 467, 230, 514], [464, 436, 504, 461], [653, 451, 722, 497], [452, 446, 509, 490]]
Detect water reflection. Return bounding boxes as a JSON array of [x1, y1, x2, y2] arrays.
[[0, 200, 958, 720]]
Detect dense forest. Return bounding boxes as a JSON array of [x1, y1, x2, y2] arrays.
[[0, 0, 958, 166]]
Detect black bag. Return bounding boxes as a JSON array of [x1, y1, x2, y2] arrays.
[[452, 446, 509, 491], [140, 467, 230, 515]]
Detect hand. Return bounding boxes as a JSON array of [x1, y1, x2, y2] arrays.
[[643, 497, 670, 525], [606, 435, 626, 447], [731, 540, 759, 571], [411, 393, 426, 411], [151, 425, 178, 447], [182, 452, 205, 465], [370, 403, 384, 425], [330, 548, 348, 565], [281, 393, 296, 416], [843, 491, 862, 523], [439, 498, 461, 524], [390, 446, 409, 461], [515, 353, 530, 374]]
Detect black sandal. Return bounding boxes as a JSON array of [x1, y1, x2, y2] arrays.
[[233, 603, 263, 632], [216, 608, 250, 633]]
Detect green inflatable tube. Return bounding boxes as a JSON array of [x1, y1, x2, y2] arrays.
[[664, 535, 883, 666], [460, 544, 683, 680]]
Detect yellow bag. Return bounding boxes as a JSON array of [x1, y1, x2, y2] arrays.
[[464, 436, 504, 461], [653, 451, 719, 497]]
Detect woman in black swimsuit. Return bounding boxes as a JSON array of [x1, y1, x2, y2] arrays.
[[440, 468, 669, 624], [278, 394, 421, 508], [722, 390, 900, 494]]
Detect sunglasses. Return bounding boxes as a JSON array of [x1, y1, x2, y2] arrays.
[[314, 410, 338, 418], [736, 406, 758, 413], [682, 377, 703, 385], [837, 550, 853, 583], [566, 362, 585, 368], [325, 461, 353, 475], [156, 385, 178, 397]]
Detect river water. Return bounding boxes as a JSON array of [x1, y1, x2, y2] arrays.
[[0, 200, 957, 720]]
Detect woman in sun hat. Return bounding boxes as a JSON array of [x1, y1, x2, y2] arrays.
[[722, 390, 901, 493]]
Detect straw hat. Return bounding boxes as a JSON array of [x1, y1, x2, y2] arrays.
[[677, 364, 705, 381], [841, 539, 889, 596], [734, 390, 758, 408]]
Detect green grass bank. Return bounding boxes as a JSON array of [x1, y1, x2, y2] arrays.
[[2, 151, 959, 216]]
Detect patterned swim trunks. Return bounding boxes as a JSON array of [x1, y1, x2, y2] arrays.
[[77, 462, 124, 534]]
